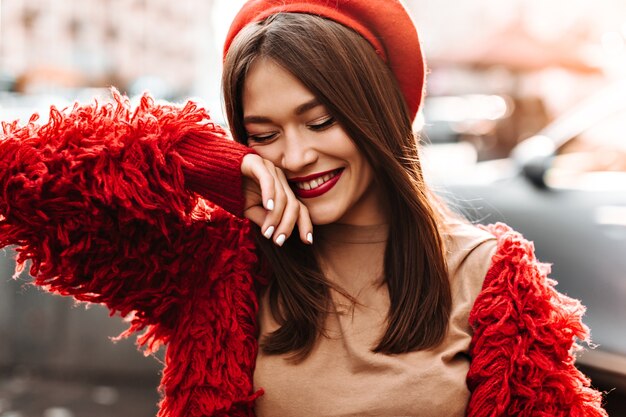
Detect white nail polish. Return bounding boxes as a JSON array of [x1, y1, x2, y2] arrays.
[[276, 234, 286, 246], [266, 199, 274, 211], [307, 233, 313, 244], [264, 226, 275, 239]]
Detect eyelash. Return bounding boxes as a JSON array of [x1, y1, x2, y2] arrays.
[[307, 116, 336, 131], [247, 116, 336, 143], [247, 132, 277, 143]]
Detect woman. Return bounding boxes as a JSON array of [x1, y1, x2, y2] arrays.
[[0, 0, 607, 416]]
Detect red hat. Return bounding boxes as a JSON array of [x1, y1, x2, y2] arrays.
[[224, 0, 425, 121]]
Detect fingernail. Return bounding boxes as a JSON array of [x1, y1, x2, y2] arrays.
[[306, 233, 313, 244], [266, 199, 274, 211], [263, 226, 275, 239], [275, 234, 286, 246]]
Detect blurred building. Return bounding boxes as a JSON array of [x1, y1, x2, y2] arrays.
[[1, 0, 623, 100], [0, 0, 223, 97]]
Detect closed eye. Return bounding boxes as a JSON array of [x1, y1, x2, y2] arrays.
[[307, 116, 336, 131], [247, 132, 278, 144]]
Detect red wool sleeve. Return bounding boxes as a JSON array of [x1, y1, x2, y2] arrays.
[[177, 128, 254, 217], [0, 91, 255, 352], [467, 223, 607, 417], [0, 92, 267, 416]]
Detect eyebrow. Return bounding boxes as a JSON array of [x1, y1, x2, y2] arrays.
[[243, 98, 322, 124], [295, 98, 322, 115]]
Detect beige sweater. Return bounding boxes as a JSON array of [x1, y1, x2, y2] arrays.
[[254, 221, 497, 417]]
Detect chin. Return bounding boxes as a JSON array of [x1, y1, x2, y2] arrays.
[[308, 206, 343, 226], [310, 213, 338, 226]]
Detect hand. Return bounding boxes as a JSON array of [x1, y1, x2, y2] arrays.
[[241, 154, 313, 246]]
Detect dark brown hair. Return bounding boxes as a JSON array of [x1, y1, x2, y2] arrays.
[[222, 13, 450, 361]]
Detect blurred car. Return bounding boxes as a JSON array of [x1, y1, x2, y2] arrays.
[[423, 81, 626, 393]]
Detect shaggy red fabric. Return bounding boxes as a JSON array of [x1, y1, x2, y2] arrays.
[[469, 223, 607, 416], [0, 92, 261, 416], [0, 94, 607, 416]]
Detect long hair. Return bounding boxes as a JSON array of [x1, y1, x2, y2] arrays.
[[222, 13, 451, 362]]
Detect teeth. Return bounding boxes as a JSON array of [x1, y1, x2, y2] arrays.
[[295, 170, 338, 190]]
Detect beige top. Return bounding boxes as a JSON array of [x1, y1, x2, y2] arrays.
[[254, 221, 497, 417]]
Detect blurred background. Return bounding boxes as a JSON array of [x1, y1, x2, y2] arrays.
[[1, 0, 625, 416]]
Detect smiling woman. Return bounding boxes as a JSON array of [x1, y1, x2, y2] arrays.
[[0, 0, 609, 416], [222, 12, 456, 372], [242, 58, 382, 226]]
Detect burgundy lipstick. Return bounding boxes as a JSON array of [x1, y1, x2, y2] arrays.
[[290, 168, 343, 199]]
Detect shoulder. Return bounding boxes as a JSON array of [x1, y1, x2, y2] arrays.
[[443, 219, 497, 276], [441, 219, 498, 344], [475, 222, 556, 300], [470, 221, 588, 339], [442, 219, 498, 303], [465, 223, 607, 416]]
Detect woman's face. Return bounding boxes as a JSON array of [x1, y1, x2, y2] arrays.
[[242, 58, 387, 226]]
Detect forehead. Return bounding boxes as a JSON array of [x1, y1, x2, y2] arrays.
[[242, 58, 316, 115]]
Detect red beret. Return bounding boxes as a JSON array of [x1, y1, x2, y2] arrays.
[[224, 0, 425, 121]]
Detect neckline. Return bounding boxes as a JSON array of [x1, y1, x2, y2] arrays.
[[315, 223, 389, 244]]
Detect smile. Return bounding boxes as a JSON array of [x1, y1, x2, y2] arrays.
[[290, 169, 344, 198]]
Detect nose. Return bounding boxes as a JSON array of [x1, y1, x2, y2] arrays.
[[280, 128, 317, 173]]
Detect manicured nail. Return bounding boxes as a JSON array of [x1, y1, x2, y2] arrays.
[[306, 233, 313, 244], [275, 234, 286, 246], [263, 226, 275, 239], [266, 199, 274, 211]]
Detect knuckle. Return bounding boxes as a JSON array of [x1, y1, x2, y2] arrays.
[[288, 204, 301, 219], [286, 193, 295, 204], [274, 186, 286, 201]]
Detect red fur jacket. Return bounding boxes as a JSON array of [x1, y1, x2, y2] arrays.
[[0, 94, 606, 417]]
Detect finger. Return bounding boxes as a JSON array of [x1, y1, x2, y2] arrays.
[[243, 205, 268, 229], [296, 203, 314, 245], [244, 205, 281, 244], [271, 169, 301, 246], [242, 154, 275, 210], [260, 163, 288, 239], [273, 198, 300, 246]]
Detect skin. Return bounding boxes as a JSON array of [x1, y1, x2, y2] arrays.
[[239, 58, 387, 246]]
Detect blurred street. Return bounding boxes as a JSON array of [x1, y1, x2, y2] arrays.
[[0, 372, 159, 417], [0, 256, 163, 417], [0, 370, 624, 416]]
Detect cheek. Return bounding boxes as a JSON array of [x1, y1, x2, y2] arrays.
[[333, 132, 361, 159], [352, 155, 376, 191], [249, 144, 282, 167]]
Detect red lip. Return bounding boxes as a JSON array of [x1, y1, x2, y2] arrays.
[[289, 169, 338, 182], [290, 169, 343, 199]]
